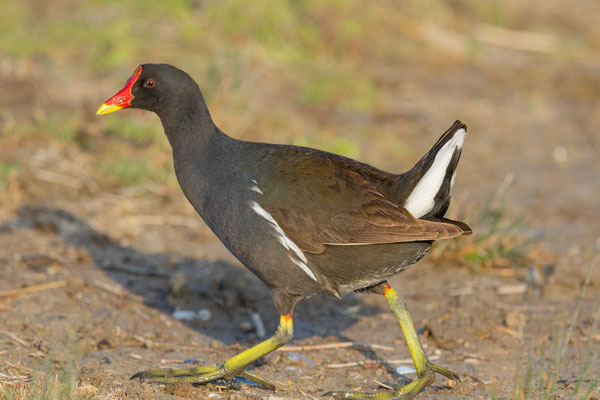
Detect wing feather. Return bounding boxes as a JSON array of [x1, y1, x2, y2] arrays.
[[262, 169, 466, 254]]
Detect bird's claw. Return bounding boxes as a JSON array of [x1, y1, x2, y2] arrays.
[[130, 364, 276, 390], [323, 362, 459, 399]]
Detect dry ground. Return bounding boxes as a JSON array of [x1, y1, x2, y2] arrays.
[[1, 1, 600, 399]]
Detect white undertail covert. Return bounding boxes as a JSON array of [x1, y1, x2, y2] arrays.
[[404, 128, 465, 218]]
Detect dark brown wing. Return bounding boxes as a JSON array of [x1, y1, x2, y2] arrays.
[[257, 159, 466, 253], [267, 206, 466, 253]]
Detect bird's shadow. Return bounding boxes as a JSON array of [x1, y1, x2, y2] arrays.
[[5, 206, 395, 372]]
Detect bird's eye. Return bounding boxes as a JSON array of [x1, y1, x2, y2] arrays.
[[144, 79, 155, 88]]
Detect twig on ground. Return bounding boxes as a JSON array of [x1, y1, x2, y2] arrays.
[[0, 330, 28, 346], [493, 325, 520, 337], [495, 302, 555, 313], [461, 352, 487, 360], [374, 380, 394, 390], [32, 169, 83, 189], [328, 355, 440, 369], [278, 341, 394, 352], [133, 308, 150, 321], [0, 280, 68, 298], [297, 388, 318, 400], [92, 280, 125, 297], [473, 23, 558, 54]]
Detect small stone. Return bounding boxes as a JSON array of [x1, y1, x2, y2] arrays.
[[345, 305, 361, 315], [251, 313, 266, 339], [497, 283, 527, 295], [197, 308, 212, 321], [552, 146, 568, 164], [528, 266, 543, 287], [287, 352, 315, 367], [172, 310, 198, 321], [396, 365, 416, 375], [505, 311, 524, 329], [97, 339, 111, 350], [240, 321, 253, 333], [169, 271, 188, 297]]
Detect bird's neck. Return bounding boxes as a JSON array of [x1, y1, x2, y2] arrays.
[[158, 95, 225, 153]]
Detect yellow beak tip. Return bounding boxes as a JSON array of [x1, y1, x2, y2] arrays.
[[96, 103, 124, 116]]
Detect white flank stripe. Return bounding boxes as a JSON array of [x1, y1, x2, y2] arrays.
[[288, 256, 318, 281], [250, 201, 317, 281], [251, 185, 264, 194], [404, 128, 465, 218]]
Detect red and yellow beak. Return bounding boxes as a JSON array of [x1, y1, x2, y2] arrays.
[[96, 66, 142, 115]]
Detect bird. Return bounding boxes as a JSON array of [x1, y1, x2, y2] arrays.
[[97, 63, 472, 399]]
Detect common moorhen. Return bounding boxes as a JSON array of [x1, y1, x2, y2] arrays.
[[97, 64, 472, 399]]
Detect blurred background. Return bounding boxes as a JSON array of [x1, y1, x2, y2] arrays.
[[1, 1, 599, 398]]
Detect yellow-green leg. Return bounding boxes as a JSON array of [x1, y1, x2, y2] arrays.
[[325, 284, 459, 399], [131, 315, 294, 390]]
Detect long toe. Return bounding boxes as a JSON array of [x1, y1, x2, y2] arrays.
[[130, 365, 226, 384], [130, 365, 276, 390], [239, 370, 277, 391], [130, 365, 222, 381], [429, 363, 460, 382], [323, 388, 419, 400], [323, 368, 436, 400]]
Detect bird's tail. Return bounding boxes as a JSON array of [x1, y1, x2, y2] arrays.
[[402, 120, 467, 220]]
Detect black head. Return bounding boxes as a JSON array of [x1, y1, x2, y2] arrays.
[[96, 64, 202, 116]]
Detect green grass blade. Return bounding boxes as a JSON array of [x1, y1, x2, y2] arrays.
[[572, 304, 600, 396]]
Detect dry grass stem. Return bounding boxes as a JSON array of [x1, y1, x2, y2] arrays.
[[0, 331, 28, 346], [0, 280, 68, 298]]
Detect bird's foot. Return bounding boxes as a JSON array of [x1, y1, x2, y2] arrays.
[[130, 364, 276, 390], [323, 361, 459, 399]]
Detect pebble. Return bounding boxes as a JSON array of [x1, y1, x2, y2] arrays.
[[172, 308, 213, 321], [97, 339, 111, 350], [287, 352, 315, 367], [168, 271, 188, 296], [496, 283, 528, 295], [528, 266, 543, 287], [240, 321, 254, 333], [251, 312, 266, 338], [552, 146, 568, 164], [197, 308, 212, 321], [172, 310, 198, 321], [396, 365, 416, 375], [505, 311, 524, 329]]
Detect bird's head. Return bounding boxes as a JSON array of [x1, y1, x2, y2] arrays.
[[96, 64, 200, 116]]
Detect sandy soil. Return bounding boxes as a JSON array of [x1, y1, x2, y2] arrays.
[[0, 188, 598, 400]]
